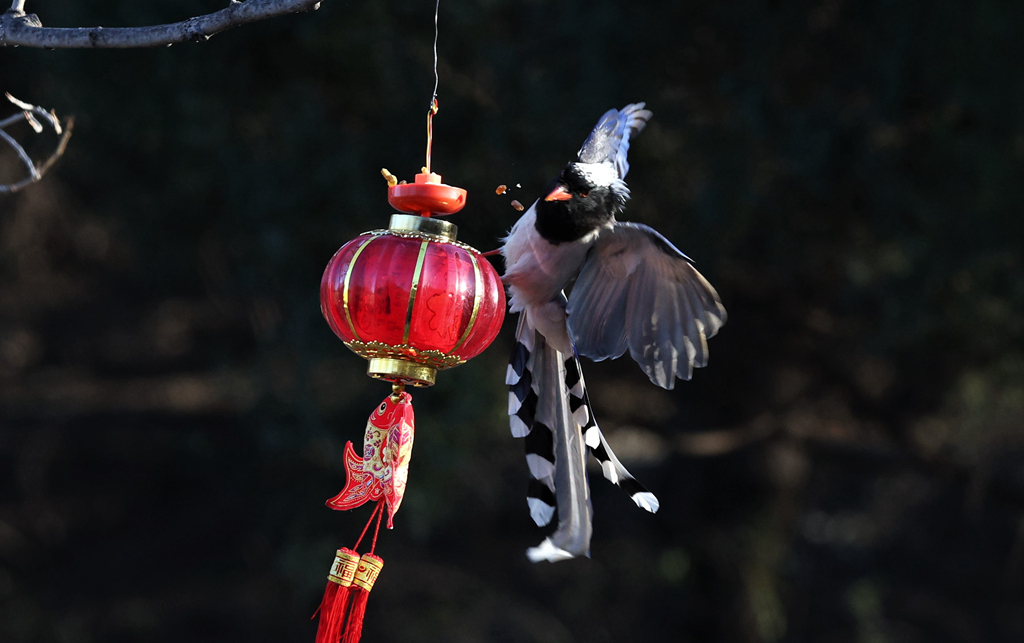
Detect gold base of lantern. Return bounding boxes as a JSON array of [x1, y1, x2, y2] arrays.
[[367, 358, 437, 387]]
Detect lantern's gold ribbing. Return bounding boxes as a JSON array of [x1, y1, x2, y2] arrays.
[[449, 250, 484, 355], [342, 236, 376, 342], [402, 240, 430, 345]]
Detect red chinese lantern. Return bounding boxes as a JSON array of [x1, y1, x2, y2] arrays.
[[320, 173, 505, 387], [313, 167, 505, 643]]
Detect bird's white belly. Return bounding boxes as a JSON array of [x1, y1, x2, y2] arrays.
[[501, 204, 595, 311]]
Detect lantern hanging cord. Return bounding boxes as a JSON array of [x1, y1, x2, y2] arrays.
[[431, 0, 440, 104], [370, 499, 385, 554], [353, 501, 384, 551], [425, 0, 440, 174]]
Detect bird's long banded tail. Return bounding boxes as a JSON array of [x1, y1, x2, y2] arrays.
[[507, 310, 658, 562], [564, 357, 660, 514]]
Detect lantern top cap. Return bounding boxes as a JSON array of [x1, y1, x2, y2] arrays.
[[388, 172, 467, 216], [415, 172, 442, 184]]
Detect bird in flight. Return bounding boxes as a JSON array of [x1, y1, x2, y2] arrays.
[[501, 103, 727, 562]]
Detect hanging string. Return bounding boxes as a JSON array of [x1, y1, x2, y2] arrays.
[[425, 0, 441, 174], [352, 501, 383, 551], [369, 500, 385, 554], [431, 0, 440, 103]]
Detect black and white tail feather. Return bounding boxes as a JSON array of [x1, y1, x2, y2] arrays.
[[507, 306, 658, 562]]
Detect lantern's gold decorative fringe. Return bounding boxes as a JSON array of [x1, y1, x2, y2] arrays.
[[345, 341, 465, 370], [358, 228, 481, 253], [381, 168, 399, 187]]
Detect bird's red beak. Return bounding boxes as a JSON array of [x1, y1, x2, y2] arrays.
[[544, 185, 573, 202]]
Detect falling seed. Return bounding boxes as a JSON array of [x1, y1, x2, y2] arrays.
[[511, 200, 524, 211], [495, 184, 508, 195], [515, 183, 522, 189]]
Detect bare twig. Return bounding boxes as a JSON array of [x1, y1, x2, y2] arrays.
[[0, 0, 322, 49], [0, 128, 39, 180], [0, 93, 73, 194]]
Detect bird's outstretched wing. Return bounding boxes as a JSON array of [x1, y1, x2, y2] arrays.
[[576, 103, 653, 180], [566, 222, 727, 389]]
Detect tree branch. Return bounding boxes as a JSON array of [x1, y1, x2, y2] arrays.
[[0, 94, 73, 194], [0, 0, 322, 49]]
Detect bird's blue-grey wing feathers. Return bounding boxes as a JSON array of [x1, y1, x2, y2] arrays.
[[577, 103, 653, 180], [567, 222, 727, 389]]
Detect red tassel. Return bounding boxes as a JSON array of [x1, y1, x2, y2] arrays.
[[340, 553, 384, 643], [314, 548, 360, 643]]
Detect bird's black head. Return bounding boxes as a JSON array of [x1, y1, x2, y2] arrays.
[[533, 162, 630, 244]]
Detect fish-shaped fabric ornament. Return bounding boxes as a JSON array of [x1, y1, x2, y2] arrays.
[[327, 389, 415, 529], [314, 387, 413, 643]]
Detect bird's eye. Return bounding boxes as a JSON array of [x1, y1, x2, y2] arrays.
[[580, 191, 589, 198]]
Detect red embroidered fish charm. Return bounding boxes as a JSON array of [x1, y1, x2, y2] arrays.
[[326, 390, 415, 528]]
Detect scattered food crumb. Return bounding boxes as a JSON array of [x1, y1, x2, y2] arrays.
[[495, 185, 508, 195], [511, 200, 524, 211], [515, 183, 522, 188]]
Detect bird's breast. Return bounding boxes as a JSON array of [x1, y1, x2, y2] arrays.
[[502, 204, 594, 311]]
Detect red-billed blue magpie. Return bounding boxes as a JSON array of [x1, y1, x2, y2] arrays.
[[502, 103, 727, 562]]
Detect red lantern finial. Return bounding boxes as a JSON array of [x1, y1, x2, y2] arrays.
[[387, 171, 467, 217]]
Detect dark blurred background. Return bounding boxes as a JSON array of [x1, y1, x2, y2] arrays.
[[1, 1, 1023, 641]]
